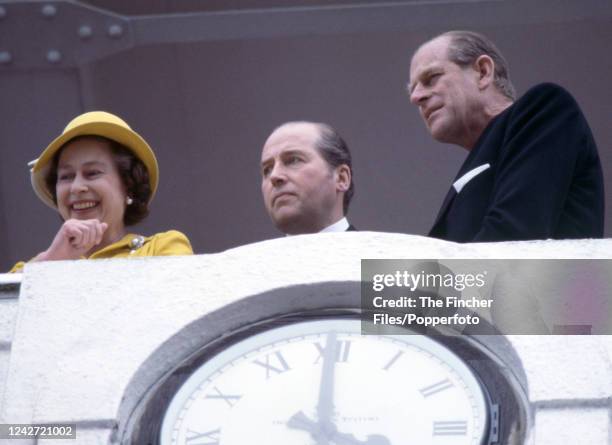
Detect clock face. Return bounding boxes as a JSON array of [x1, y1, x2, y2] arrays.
[[160, 319, 488, 445]]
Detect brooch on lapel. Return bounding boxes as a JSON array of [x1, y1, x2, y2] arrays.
[[129, 235, 146, 254]]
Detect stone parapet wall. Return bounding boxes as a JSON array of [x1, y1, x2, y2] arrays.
[[0, 233, 611, 444]]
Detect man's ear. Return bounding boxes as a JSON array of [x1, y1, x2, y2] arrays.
[[335, 164, 351, 192], [474, 54, 495, 90]]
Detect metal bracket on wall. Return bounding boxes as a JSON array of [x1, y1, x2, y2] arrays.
[[0, 0, 131, 70], [1, 0, 611, 71]]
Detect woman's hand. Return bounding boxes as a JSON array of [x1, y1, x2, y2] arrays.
[[33, 219, 108, 262]]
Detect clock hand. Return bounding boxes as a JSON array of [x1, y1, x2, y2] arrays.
[[290, 331, 392, 445], [287, 331, 340, 445], [288, 411, 392, 445], [287, 410, 331, 445], [362, 434, 392, 445], [331, 431, 392, 445], [287, 410, 316, 433], [317, 331, 338, 434]]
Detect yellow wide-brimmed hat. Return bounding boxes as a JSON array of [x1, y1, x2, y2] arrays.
[[30, 111, 159, 209]]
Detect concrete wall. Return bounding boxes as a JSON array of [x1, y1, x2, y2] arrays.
[[1, 233, 611, 444], [0, 276, 20, 411]]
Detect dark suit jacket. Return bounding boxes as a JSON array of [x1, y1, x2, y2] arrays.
[[346, 225, 357, 231], [429, 83, 604, 242]]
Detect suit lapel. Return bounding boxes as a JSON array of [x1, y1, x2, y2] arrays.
[[430, 139, 490, 235], [429, 187, 457, 235]]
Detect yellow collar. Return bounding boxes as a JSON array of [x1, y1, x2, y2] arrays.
[[89, 233, 145, 258]]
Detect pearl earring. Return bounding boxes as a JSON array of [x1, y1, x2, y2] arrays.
[[126, 196, 134, 205]]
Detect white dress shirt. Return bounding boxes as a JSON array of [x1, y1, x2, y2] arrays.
[[319, 217, 350, 233]]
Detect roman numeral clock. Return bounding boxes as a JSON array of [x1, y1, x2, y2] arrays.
[[163, 319, 488, 444], [128, 305, 527, 445]]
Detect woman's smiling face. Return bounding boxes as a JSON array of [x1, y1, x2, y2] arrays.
[[55, 137, 127, 238]]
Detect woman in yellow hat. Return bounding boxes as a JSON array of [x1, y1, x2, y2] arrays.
[[10, 111, 193, 272]]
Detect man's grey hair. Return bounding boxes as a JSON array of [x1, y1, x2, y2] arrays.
[[442, 30, 516, 101], [315, 123, 354, 215]]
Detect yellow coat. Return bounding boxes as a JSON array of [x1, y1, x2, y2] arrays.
[[10, 230, 193, 273]]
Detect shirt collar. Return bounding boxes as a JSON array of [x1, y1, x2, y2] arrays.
[[284, 217, 350, 236], [319, 217, 349, 233]]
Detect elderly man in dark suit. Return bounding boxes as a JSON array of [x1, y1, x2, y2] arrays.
[[408, 30, 604, 242], [260, 121, 356, 234]]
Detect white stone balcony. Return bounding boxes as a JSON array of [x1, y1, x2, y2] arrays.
[[1, 233, 611, 444]]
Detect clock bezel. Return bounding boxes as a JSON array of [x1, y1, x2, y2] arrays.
[[120, 282, 529, 445], [159, 317, 491, 444]]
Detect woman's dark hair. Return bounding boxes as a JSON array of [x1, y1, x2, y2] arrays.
[[45, 135, 151, 226]]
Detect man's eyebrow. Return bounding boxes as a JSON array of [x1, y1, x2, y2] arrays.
[[408, 67, 437, 94], [261, 147, 307, 166], [280, 148, 306, 157]]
